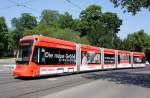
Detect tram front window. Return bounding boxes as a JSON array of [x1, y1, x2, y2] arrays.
[[16, 46, 32, 65]]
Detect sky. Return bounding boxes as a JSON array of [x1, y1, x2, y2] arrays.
[[0, 0, 150, 39]]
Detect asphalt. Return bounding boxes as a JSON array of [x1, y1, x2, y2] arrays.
[[42, 79, 150, 98], [0, 58, 150, 98]]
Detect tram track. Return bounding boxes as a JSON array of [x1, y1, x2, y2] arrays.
[[8, 76, 90, 98], [0, 73, 92, 98], [0, 67, 148, 86]]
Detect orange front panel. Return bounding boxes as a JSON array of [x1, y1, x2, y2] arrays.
[[13, 65, 34, 77]]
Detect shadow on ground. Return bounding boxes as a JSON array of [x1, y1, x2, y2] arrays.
[[15, 72, 76, 80], [82, 71, 150, 88]]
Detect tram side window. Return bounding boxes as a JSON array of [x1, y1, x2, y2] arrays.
[[32, 47, 38, 63], [32, 46, 76, 65], [133, 56, 145, 63], [118, 54, 130, 63], [81, 52, 88, 65], [81, 52, 101, 65], [104, 54, 115, 64]]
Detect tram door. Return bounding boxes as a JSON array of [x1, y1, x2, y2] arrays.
[[76, 44, 81, 72]]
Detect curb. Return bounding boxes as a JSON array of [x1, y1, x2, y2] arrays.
[[0, 64, 15, 68]]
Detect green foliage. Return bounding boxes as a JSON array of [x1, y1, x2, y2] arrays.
[[11, 13, 37, 30], [113, 36, 123, 49], [80, 35, 91, 45], [40, 9, 60, 27], [124, 30, 150, 62], [79, 5, 122, 48], [49, 28, 81, 43], [11, 13, 37, 47], [23, 23, 50, 36], [110, 0, 150, 15], [0, 17, 8, 56], [0, 17, 8, 33], [80, 5, 102, 21], [124, 30, 150, 52], [71, 19, 81, 31], [24, 24, 82, 43], [79, 5, 103, 36], [58, 12, 74, 29], [3, 31, 16, 56], [102, 12, 122, 34]]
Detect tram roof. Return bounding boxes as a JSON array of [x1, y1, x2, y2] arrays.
[[21, 35, 76, 46]]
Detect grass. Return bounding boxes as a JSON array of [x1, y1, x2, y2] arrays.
[[0, 56, 14, 59]]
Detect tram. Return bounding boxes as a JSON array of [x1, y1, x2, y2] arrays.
[[12, 35, 146, 77]]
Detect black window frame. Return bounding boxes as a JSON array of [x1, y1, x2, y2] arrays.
[[32, 46, 76, 65], [133, 56, 145, 63], [16, 40, 33, 65], [104, 53, 115, 64], [118, 53, 131, 64]]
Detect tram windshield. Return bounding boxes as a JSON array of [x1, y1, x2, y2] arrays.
[[16, 40, 33, 65]]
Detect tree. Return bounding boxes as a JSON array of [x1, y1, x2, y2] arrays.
[[40, 9, 60, 27], [0, 17, 15, 56], [0, 16, 8, 56], [79, 5, 122, 48], [102, 12, 122, 34], [123, 30, 150, 52], [12, 13, 37, 30], [71, 19, 81, 31], [11, 13, 37, 47], [88, 22, 122, 49], [110, 0, 150, 15], [113, 35, 123, 49], [79, 5, 103, 36], [24, 24, 82, 43], [0, 17, 8, 32], [102, 12, 122, 48], [58, 12, 74, 29], [123, 30, 150, 62]]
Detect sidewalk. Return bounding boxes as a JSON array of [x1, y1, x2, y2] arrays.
[[0, 58, 15, 61], [0, 58, 15, 68]]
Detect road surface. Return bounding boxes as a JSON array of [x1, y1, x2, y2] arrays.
[[0, 58, 150, 98]]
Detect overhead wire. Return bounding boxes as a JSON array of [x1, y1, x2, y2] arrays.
[[0, 0, 40, 13], [0, 0, 32, 9], [65, 0, 83, 10], [1, 0, 83, 14]]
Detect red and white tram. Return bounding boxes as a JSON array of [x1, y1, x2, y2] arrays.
[[12, 35, 146, 77]]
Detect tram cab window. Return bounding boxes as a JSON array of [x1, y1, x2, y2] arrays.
[[104, 54, 115, 64], [16, 46, 32, 64], [16, 40, 33, 65], [32, 46, 76, 65]]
